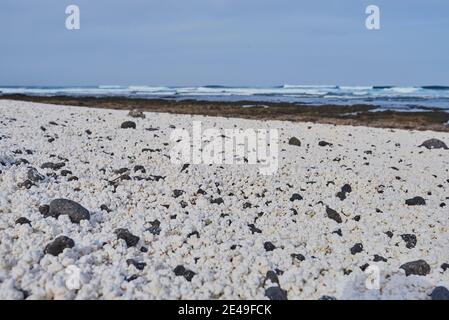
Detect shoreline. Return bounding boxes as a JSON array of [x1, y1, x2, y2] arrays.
[[1, 94, 449, 132]]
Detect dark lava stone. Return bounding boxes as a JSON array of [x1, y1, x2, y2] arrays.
[[430, 286, 449, 300], [173, 189, 185, 198], [126, 259, 147, 270], [60, 170, 72, 177], [350, 243, 364, 255], [126, 275, 138, 282], [289, 193, 303, 202], [441, 263, 449, 271], [173, 265, 186, 276], [183, 270, 196, 282], [100, 204, 112, 213], [115, 228, 140, 247], [41, 162, 65, 170], [15, 217, 31, 226], [18, 179, 35, 189], [187, 231, 200, 239], [332, 229, 343, 237], [326, 207, 342, 224], [147, 220, 161, 235], [400, 260, 431, 276], [336, 184, 352, 200], [291, 253, 305, 261], [44, 236, 75, 256], [385, 231, 394, 238], [173, 265, 196, 282], [265, 286, 288, 300], [120, 121, 136, 129], [179, 200, 188, 208], [265, 270, 279, 284], [133, 165, 146, 173], [401, 234, 417, 249], [405, 197, 426, 206], [419, 139, 448, 150], [140, 246, 148, 253], [68, 176, 79, 181], [27, 167, 44, 182], [373, 254, 388, 262], [318, 141, 332, 147], [288, 137, 301, 147], [353, 215, 361, 222], [39, 205, 50, 216], [360, 263, 370, 271], [49, 199, 90, 223], [210, 197, 224, 205], [264, 241, 276, 252], [243, 202, 252, 209], [248, 224, 262, 234], [318, 295, 337, 300]]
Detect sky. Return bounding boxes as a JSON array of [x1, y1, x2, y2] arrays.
[[0, 0, 448, 86]]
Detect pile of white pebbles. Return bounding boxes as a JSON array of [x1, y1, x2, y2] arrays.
[[0, 100, 448, 300]]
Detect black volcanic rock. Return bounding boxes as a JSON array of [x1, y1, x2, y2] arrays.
[[400, 260, 431, 276], [405, 197, 426, 206], [120, 121, 136, 129], [44, 236, 75, 256], [49, 199, 90, 223], [419, 139, 448, 150], [115, 228, 140, 247], [288, 137, 301, 147], [326, 207, 342, 223]]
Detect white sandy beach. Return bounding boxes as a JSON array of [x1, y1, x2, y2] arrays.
[[0, 100, 449, 300]]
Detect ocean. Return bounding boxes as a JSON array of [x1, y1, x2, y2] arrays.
[[1, 85, 449, 112]]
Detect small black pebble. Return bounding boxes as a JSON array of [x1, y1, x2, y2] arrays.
[[210, 197, 224, 205], [430, 286, 449, 300], [373, 254, 388, 262], [264, 241, 276, 252], [44, 236, 75, 256], [115, 228, 140, 247], [126, 259, 146, 270], [265, 287, 287, 300], [350, 243, 363, 255], [400, 260, 431, 276], [289, 193, 303, 202], [291, 253, 305, 261], [405, 196, 426, 206], [100, 204, 112, 213], [121, 121, 136, 129], [265, 271, 279, 284], [326, 207, 342, 224], [401, 234, 417, 249], [319, 295, 337, 300], [15, 217, 31, 226], [248, 224, 262, 234]]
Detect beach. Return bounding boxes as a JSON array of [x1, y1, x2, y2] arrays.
[[1, 99, 449, 299]]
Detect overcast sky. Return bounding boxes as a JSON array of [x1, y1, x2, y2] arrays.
[[1, 0, 448, 86]]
